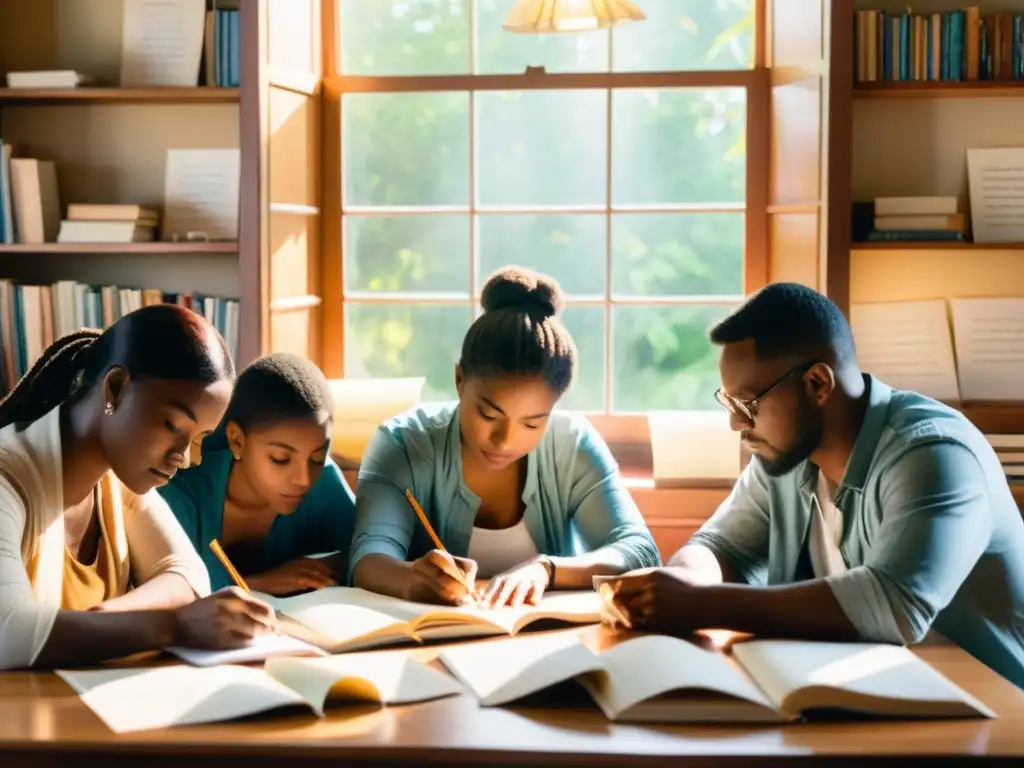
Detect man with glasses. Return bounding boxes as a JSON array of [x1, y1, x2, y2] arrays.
[[607, 282, 1024, 689]]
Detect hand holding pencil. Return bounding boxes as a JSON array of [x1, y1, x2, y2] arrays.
[[404, 489, 481, 606]]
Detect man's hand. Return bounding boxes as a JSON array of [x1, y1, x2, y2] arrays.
[[605, 567, 705, 635], [246, 558, 338, 596]]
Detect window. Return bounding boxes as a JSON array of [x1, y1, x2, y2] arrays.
[[325, 0, 764, 414]]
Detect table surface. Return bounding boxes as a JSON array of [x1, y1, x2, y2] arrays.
[[0, 626, 1022, 767]]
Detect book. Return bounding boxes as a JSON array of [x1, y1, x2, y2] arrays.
[[258, 587, 603, 653], [439, 632, 995, 723], [165, 632, 326, 667], [57, 649, 462, 733]]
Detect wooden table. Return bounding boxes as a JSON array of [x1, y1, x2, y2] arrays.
[[0, 627, 1022, 768]]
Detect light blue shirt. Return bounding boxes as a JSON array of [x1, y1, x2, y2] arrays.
[[691, 376, 1024, 689], [158, 449, 356, 591], [350, 403, 661, 578]]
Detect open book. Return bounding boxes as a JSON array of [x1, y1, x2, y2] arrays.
[[258, 587, 602, 653], [57, 650, 461, 733], [439, 632, 995, 723]]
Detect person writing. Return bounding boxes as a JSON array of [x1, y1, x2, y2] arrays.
[[604, 283, 1024, 690], [159, 353, 356, 595], [0, 305, 276, 671], [350, 266, 660, 608]]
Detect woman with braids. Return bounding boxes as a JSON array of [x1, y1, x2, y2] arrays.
[[351, 266, 660, 609], [0, 304, 276, 671], [158, 353, 356, 596]]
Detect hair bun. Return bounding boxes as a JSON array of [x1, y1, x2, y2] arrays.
[[480, 267, 564, 318]]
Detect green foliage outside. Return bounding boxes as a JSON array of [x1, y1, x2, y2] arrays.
[[337, 0, 752, 411]]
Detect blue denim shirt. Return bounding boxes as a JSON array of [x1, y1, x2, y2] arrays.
[[691, 376, 1024, 689], [350, 403, 661, 577]]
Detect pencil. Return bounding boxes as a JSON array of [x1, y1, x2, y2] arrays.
[[404, 488, 473, 591], [209, 539, 251, 594]]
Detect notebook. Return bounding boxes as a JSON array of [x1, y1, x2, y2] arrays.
[[165, 632, 326, 667], [258, 587, 603, 653], [439, 633, 995, 723], [57, 650, 462, 733]]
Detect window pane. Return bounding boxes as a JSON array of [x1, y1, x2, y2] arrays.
[[343, 92, 469, 206], [560, 305, 605, 412], [345, 303, 472, 401], [476, 214, 606, 296], [612, 213, 744, 297], [476, 90, 607, 207], [337, 0, 470, 75], [345, 214, 470, 294], [613, 305, 734, 411], [612, 88, 745, 205], [475, 0, 609, 74], [612, 0, 754, 72]]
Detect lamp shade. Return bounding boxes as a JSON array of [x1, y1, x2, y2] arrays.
[[502, 0, 646, 34]]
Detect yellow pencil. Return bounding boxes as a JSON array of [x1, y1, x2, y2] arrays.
[[405, 488, 474, 591], [209, 539, 251, 594]]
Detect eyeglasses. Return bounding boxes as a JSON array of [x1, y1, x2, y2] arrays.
[[714, 361, 817, 423]]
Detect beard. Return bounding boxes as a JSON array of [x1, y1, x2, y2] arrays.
[[755, 393, 824, 477]]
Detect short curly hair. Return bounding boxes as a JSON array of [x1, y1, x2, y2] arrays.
[[222, 353, 334, 432]]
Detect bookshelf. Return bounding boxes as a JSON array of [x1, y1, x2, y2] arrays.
[[0, 0, 324, 372], [825, 1, 1024, 451]]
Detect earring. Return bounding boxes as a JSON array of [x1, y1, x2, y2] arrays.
[[103, 402, 114, 417], [232, 452, 241, 461]]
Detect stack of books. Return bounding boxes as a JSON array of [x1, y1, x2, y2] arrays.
[[56, 204, 159, 244], [861, 196, 966, 243]]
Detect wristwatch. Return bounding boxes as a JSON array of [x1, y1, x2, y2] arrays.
[[536, 555, 556, 588]]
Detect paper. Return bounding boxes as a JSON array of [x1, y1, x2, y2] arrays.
[[120, 0, 207, 87], [327, 378, 426, 465], [162, 149, 241, 241], [850, 300, 961, 401], [56, 665, 307, 733], [967, 148, 1024, 244], [648, 410, 741, 487], [165, 633, 326, 667], [949, 298, 1024, 401]]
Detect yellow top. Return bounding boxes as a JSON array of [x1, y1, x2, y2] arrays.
[[60, 488, 120, 611]]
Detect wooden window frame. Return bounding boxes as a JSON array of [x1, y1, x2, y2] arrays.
[[318, 0, 769, 474]]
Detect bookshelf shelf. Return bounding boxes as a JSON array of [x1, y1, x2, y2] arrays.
[[0, 87, 240, 106], [852, 241, 1024, 251], [854, 81, 1024, 99], [954, 402, 1024, 435], [0, 242, 239, 255]]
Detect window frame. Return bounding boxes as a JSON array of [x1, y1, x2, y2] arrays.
[[319, 0, 769, 473]]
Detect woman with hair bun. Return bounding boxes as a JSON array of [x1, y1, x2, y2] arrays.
[[0, 304, 276, 671], [351, 267, 660, 608]]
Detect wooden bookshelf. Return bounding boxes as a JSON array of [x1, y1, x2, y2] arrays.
[[854, 81, 1024, 99], [0, 242, 239, 255], [0, 87, 239, 106], [852, 240, 1024, 250]]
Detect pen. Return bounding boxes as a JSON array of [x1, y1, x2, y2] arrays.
[[404, 488, 475, 593], [209, 538, 251, 594]]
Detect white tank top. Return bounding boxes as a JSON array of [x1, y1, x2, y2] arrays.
[[466, 518, 540, 578]]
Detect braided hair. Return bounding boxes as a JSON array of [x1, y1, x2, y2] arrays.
[[460, 267, 577, 396], [0, 304, 234, 430]]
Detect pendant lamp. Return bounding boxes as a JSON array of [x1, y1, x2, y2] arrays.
[[502, 0, 646, 34]]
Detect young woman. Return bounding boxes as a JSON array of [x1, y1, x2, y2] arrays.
[[159, 353, 355, 596], [351, 267, 661, 609], [0, 304, 276, 671]]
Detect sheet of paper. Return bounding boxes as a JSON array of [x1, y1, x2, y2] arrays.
[[850, 300, 961, 401], [120, 0, 207, 87], [967, 148, 1024, 243], [56, 665, 307, 733], [162, 149, 241, 241], [648, 410, 741, 486], [949, 298, 1024, 401], [327, 377, 425, 465], [165, 633, 326, 667]]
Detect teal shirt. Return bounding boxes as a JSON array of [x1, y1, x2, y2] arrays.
[[350, 403, 661, 578], [158, 449, 356, 591], [691, 376, 1024, 689]]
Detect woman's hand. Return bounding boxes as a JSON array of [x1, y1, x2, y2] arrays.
[[246, 558, 338, 596], [480, 557, 551, 608], [404, 550, 479, 605], [171, 587, 277, 649]]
